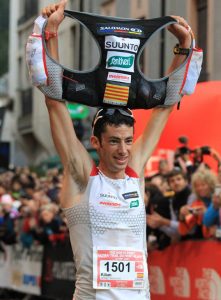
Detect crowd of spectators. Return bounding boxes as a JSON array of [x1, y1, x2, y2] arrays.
[[0, 137, 221, 253], [145, 138, 221, 251], [0, 167, 68, 249]]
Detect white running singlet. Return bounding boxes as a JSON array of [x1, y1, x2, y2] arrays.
[[63, 165, 150, 300]]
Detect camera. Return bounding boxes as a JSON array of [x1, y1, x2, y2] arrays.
[[215, 185, 221, 196], [176, 136, 211, 161], [175, 136, 191, 158], [188, 207, 200, 215], [215, 227, 221, 239], [178, 136, 188, 145]]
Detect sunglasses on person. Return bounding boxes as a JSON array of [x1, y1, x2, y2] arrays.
[[92, 108, 134, 129]]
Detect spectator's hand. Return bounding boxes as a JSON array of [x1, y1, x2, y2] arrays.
[[29, 217, 37, 229], [42, 0, 67, 31], [179, 205, 190, 218], [147, 213, 169, 229], [209, 225, 217, 236], [212, 194, 221, 209], [176, 157, 187, 174]]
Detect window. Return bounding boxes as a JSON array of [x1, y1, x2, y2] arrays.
[[197, 0, 208, 81], [20, 88, 33, 116], [101, 0, 116, 16], [18, 0, 38, 25], [71, 25, 80, 70], [130, 0, 148, 19]]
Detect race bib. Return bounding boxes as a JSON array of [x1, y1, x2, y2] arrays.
[[93, 247, 147, 289]]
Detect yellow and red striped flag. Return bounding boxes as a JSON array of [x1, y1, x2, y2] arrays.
[[103, 83, 129, 106]]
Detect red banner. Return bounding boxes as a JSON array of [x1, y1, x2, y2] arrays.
[[134, 81, 221, 174], [148, 240, 221, 300]]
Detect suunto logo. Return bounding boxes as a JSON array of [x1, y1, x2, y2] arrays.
[[105, 36, 140, 53]]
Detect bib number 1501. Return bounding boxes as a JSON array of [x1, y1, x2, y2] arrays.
[[104, 261, 130, 273]]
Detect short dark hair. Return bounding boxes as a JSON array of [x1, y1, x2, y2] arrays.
[[166, 169, 187, 182], [92, 108, 135, 141]]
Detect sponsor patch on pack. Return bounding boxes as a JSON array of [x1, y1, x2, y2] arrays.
[[106, 51, 135, 73], [105, 35, 140, 53], [107, 72, 131, 84], [122, 191, 139, 199], [97, 23, 144, 36], [103, 83, 129, 106]]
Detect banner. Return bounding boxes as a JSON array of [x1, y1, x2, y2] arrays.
[[9, 244, 43, 295], [148, 240, 221, 300], [41, 240, 75, 300], [0, 244, 11, 288], [1, 240, 221, 299], [134, 81, 221, 173]]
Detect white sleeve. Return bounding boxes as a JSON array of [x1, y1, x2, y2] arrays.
[[160, 220, 180, 238]]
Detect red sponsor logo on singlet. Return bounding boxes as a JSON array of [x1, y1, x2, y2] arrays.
[[99, 201, 121, 207]]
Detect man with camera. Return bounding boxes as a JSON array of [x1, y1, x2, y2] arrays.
[[174, 136, 221, 179]]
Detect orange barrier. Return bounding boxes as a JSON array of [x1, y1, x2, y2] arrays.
[[148, 240, 221, 300]]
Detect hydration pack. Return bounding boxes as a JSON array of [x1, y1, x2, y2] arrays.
[[26, 10, 203, 109]]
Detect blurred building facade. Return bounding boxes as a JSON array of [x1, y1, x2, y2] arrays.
[[6, 0, 221, 166]]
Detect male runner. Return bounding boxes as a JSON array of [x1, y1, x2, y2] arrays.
[[40, 1, 192, 299]]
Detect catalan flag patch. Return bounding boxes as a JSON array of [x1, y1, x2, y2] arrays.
[[103, 83, 129, 106]]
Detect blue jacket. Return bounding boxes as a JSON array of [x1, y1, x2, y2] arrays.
[[203, 204, 220, 227]]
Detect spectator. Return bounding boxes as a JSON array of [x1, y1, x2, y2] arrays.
[[179, 169, 217, 239], [0, 194, 17, 245], [217, 164, 221, 185], [147, 170, 191, 243], [192, 146, 221, 172], [16, 199, 39, 248], [145, 183, 171, 250], [158, 159, 171, 176], [31, 204, 62, 245], [0, 184, 7, 201], [202, 185, 221, 238], [10, 176, 23, 200], [150, 174, 170, 195], [174, 136, 194, 179]]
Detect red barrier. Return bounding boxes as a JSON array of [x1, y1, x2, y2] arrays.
[[148, 240, 221, 300]]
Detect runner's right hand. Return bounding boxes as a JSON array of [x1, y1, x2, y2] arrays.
[[41, 0, 67, 30]]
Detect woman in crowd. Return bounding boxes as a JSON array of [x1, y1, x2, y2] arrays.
[[178, 169, 217, 239]]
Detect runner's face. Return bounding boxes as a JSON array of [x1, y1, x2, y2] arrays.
[[97, 124, 133, 177]]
